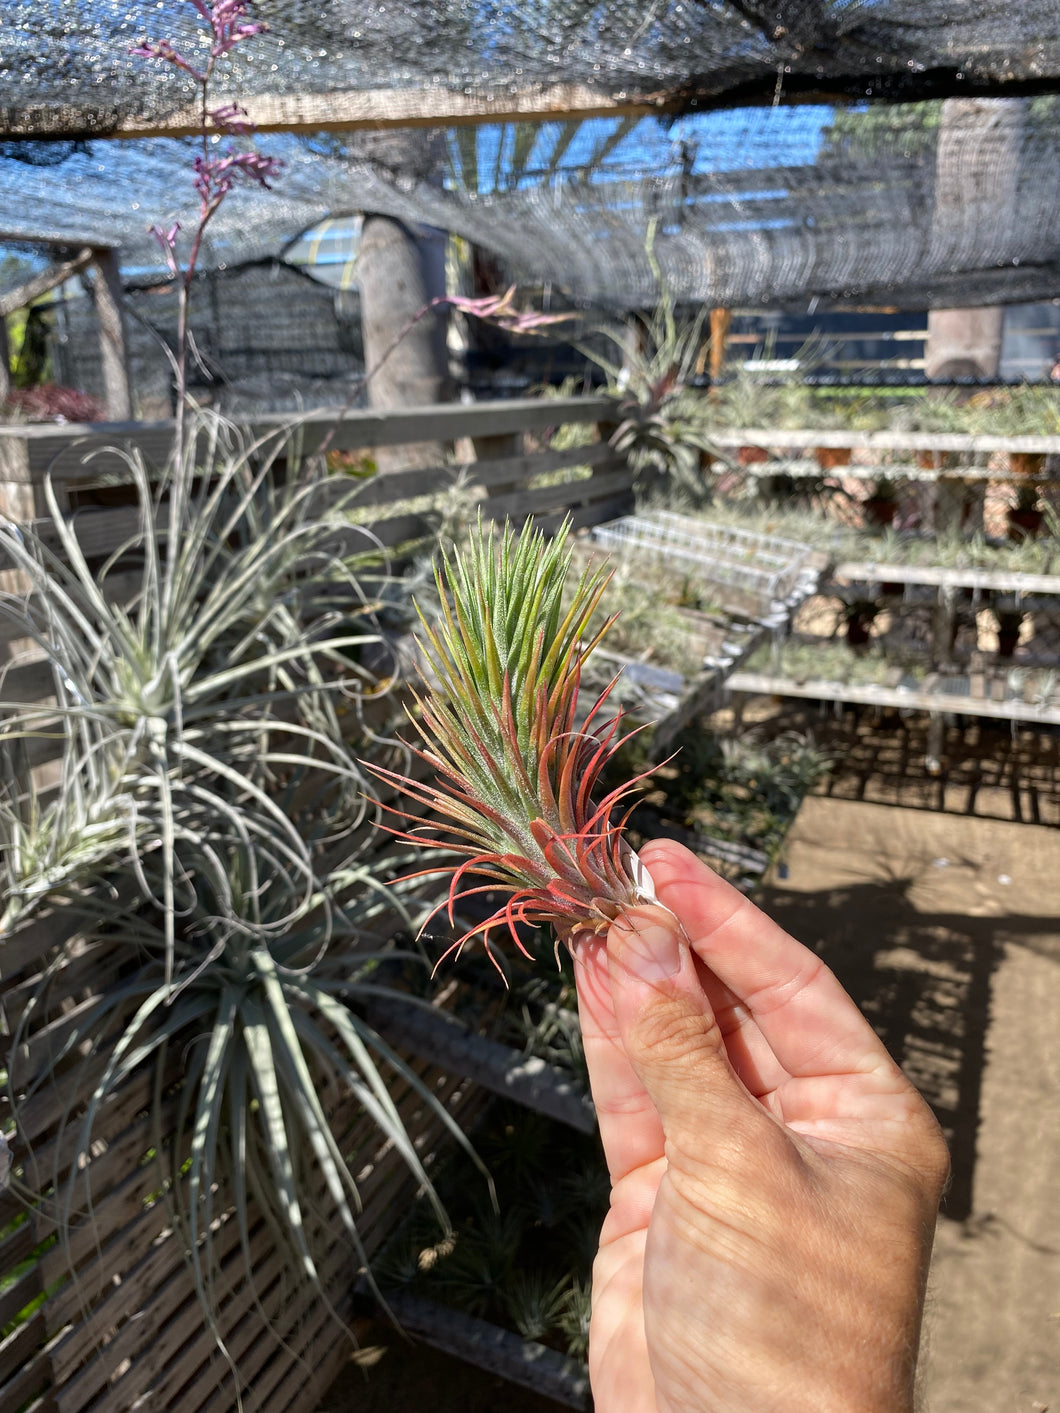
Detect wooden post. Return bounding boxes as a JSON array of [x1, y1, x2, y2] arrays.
[[91, 248, 133, 420], [358, 216, 450, 470], [708, 307, 732, 384], [931, 583, 959, 670], [0, 315, 9, 408], [925, 100, 1024, 382], [924, 307, 1005, 381]]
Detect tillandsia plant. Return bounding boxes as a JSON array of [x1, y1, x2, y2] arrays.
[[0, 417, 486, 1391], [577, 220, 718, 500], [367, 516, 660, 970]]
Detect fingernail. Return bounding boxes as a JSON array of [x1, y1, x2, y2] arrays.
[[618, 918, 683, 982]]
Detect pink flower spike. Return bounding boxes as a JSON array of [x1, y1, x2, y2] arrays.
[[129, 38, 206, 82], [151, 222, 181, 249], [149, 223, 182, 275], [437, 286, 578, 335], [204, 0, 269, 56], [207, 102, 254, 135]]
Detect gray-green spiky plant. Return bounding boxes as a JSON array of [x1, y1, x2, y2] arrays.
[[368, 516, 657, 968], [0, 413, 478, 1386], [0, 416, 382, 957], [581, 223, 716, 497]]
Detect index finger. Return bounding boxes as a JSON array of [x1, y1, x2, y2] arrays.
[[637, 839, 897, 1082]]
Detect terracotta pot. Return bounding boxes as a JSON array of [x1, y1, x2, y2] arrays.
[[863, 495, 898, 528], [1008, 506, 1044, 541], [737, 445, 769, 466], [815, 446, 851, 470], [916, 449, 959, 471], [1009, 452, 1046, 477]]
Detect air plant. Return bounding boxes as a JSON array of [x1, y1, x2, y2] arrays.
[[580, 221, 717, 499], [0, 413, 491, 1393], [367, 517, 658, 970]]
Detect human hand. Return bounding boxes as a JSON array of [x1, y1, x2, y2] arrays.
[[572, 840, 949, 1413]]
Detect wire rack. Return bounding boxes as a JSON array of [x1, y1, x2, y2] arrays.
[[591, 510, 815, 614]]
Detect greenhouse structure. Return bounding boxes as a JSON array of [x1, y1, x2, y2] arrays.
[[1, 4, 1059, 1412]]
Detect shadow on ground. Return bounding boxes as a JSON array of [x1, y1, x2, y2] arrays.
[[761, 873, 1055, 1220]]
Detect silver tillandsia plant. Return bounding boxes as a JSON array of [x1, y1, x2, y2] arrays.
[[0, 416, 480, 1388]]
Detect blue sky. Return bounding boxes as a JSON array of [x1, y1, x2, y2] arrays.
[[289, 106, 832, 270]]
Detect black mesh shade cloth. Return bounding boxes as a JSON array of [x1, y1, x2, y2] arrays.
[[3, 2, 1060, 137], [2, 4, 1060, 311]]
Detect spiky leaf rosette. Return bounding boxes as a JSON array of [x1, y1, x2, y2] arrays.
[[368, 516, 654, 964]]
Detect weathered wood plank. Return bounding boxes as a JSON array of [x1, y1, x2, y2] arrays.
[[0, 398, 616, 484], [381, 1292, 590, 1410], [0, 1310, 47, 1389], [53, 1052, 472, 1408], [537, 490, 637, 537], [726, 670, 1060, 726], [366, 996, 594, 1131], [0, 1262, 44, 1336], [255, 1319, 353, 1413], [0, 251, 95, 320], [4, 86, 667, 143], [0, 903, 86, 984], [2, 1016, 154, 1167], [337, 438, 611, 512], [0, 1339, 51, 1413], [709, 427, 1060, 454], [2, 938, 122, 1039], [832, 561, 1060, 594], [483, 464, 630, 522], [173, 1069, 482, 1413]]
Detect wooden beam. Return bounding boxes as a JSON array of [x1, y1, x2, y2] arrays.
[[0, 395, 617, 482], [832, 562, 1060, 595], [4, 84, 674, 142], [0, 248, 94, 318]]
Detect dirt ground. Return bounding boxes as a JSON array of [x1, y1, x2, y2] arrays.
[[319, 795, 1059, 1413], [760, 797, 1060, 1413]]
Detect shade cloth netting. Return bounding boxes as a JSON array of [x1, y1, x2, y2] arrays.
[[1, 3, 1060, 310], [5, 2, 1060, 134]]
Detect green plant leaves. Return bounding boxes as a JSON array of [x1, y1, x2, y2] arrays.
[[0, 412, 482, 1387], [369, 515, 651, 962]]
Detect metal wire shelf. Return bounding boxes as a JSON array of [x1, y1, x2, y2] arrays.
[[590, 511, 816, 612]]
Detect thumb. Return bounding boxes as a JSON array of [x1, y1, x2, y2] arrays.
[[606, 905, 759, 1159]]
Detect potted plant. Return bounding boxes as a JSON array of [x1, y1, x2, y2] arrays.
[[709, 350, 808, 467], [863, 474, 900, 528], [581, 225, 717, 502], [1009, 450, 1047, 477], [968, 385, 1060, 474], [808, 397, 873, 470], [890, 392, 969, 468], [993, 602, 1025, 658], [1008, 483, 1044, 540], [838, 592, 881, 650]]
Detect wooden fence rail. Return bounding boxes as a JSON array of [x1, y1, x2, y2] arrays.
[[0, 396, 626, 1413]]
